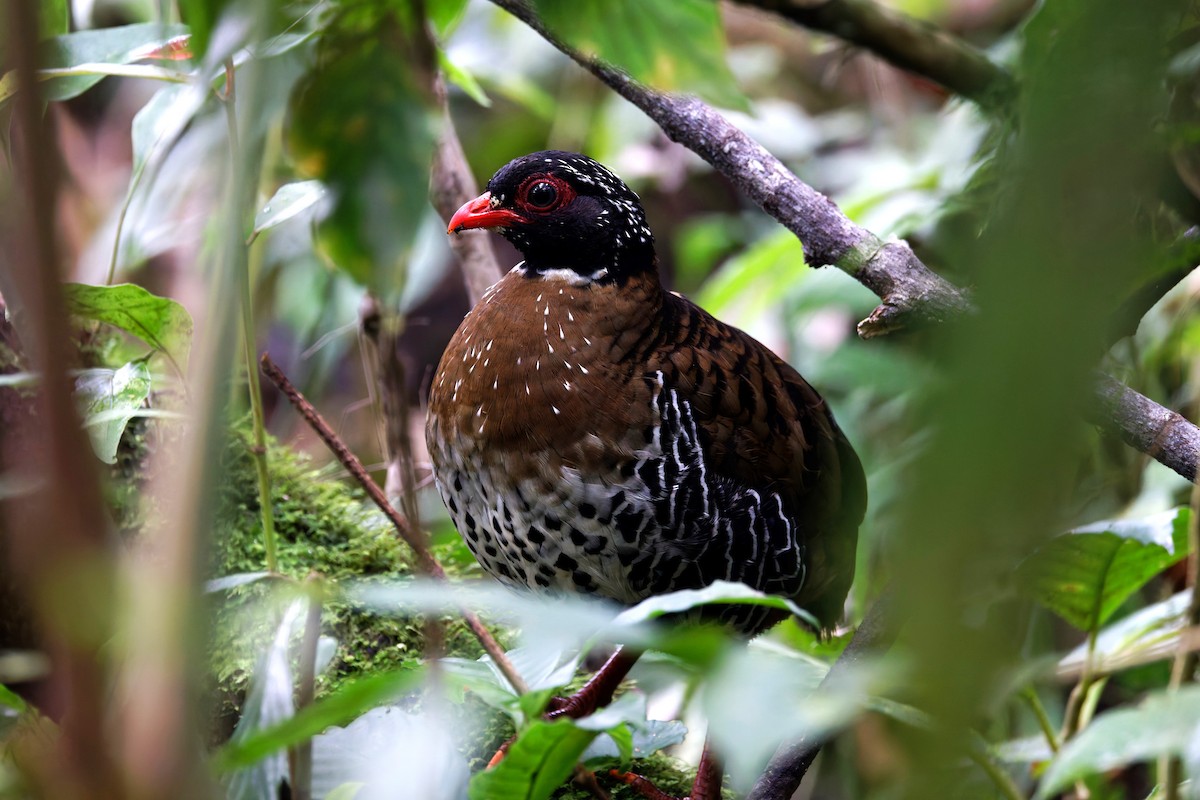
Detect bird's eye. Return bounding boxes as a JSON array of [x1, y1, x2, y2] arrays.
[[525, 180, 558, 210]]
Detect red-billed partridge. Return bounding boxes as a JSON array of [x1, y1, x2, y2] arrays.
[[426, 150, 866, 800]]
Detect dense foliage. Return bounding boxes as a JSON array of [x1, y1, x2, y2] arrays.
[[2, 0, 1200, 799]]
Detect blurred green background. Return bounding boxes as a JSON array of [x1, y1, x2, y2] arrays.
[[3, 0, 1200, 798]]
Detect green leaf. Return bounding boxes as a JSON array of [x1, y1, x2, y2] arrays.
[[324, 784, 364, 800], [532, 0, 745, 109], [612, 579, 819, 630], [205, 572, 276, 593], [0, 24, 191, 108], [215, 667, 425, 772], [0, 684, 28, 714], [587, 718, 685, 763], [1059, 589, 1192, 676], [223, 601, 303, 799], [579, 695, 686, 764], [468, 719, 599, 800], [74, 362, 152, 464], [1036, 686, 1200, 798], [177, 0, 227, 58], [288, 28, 437, 295], [694, 230, 807, 318], [1018, 508, 1192, 631], [0, 372, 37, 388], [994, 735, 1055, 765], [437, 49, 491, 107], [428, 0, 470, 37], [40, 0, 69, 39], [131, 84, 204, 176], [310, 707, 468, 799], [64, 283, 193, 372], [251, 180, 328, 241]]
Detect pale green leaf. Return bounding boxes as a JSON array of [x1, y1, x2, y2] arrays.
[[438, 49, 490, 107], [215, 667, 425, 772], [613, 579, 819, 630], [205, 572, 276, 593], [695, 230, 807, 317], [74, 362, 152, 464], [252, 180, 328, 240], [1037, 687, 1200, 798]]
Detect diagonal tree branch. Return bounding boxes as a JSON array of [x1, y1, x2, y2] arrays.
[[731, 0, 1016, 109], [488, 0, 1200, 486], [492, 0, 971, 338], [431, 98, 504, 304]]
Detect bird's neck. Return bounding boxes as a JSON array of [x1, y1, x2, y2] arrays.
[[517, 241, 658, 286]]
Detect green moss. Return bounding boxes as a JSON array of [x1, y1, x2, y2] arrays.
[[205, 425, 701, 796], [208, 423, 497, 738]]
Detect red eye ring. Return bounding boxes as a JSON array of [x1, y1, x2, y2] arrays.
[[516, 174, 575, 213]]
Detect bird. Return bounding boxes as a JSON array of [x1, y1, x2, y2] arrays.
[[426, 150, 866, 800]]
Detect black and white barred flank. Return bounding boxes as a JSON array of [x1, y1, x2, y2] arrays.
[[435, 370, 808, 637]]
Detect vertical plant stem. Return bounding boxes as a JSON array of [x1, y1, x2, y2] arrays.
[[966, 737, 1026, 800], [1021, 687, 1060, 753], [220, 57, 278, 573], [1159, 476, 1200, 800], [1061, 628, 1098, 742], [0, 0, 118, 795], [360, 296, 445, 675], [291, 574, 324, 800]]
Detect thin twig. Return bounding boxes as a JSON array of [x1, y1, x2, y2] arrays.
[[258, 353, 528, 694], [732, 0, 1015, 109], [487, 0, 1200, 486], [1020, 687, 1060, 754], [965, 735, 1026, 800], [426, 34, 503, 303], [433, 99, 504, 304]]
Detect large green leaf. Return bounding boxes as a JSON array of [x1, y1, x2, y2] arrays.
[[214, 666, 425, 772], [0, 24, 190, 107], [1058, 589, 1192, 676], [64, 283, 193, 372], [532, 0, 744, 109], [222, 601, 304, 800], [468, 719, 599, 800], [310, 707, 468, 800], [1037, 686, 1200, 798], [1018, 508, 1192, 632], [612, 579, 819, 630], [74, 362, 152, 464], [288, 24, 437, 296]]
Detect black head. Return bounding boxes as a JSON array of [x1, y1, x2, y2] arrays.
[[447, 150, 656, 284]]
